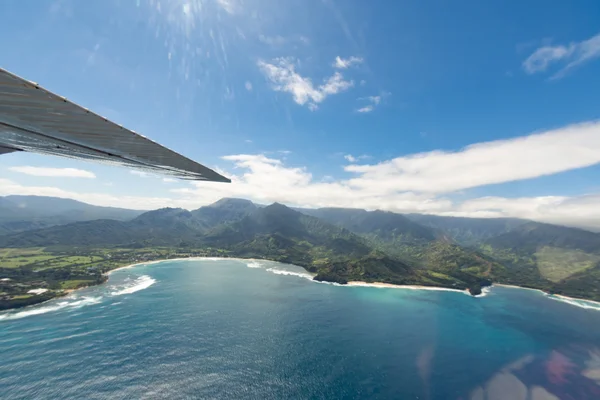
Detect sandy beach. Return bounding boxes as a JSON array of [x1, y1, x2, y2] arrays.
[[347, 281, 470, 294], [103, 258, 600, 309]]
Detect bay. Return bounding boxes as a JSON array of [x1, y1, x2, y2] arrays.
[[1, 259, 600, 399]]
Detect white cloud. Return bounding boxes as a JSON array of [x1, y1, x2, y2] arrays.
[[258, 35, 308, 47], [3, 174, 599, 230], [523, 32, 600, 78], [345, 120, 600, 193], [245, 81, 252, 91], [245, 139, 253, 143], [344, 154, 369, 162], [8, 166, 96, 178], [333, 56, 363, 69], [216, 0, 235, 14], [162, 178, 177, 183], [4, 120, 600, 230], [368, 95, 382, 105], [257, 57, 354, 110], [0, 178, 182, 210], [356, 94, 385, 113], [449, 195, 600, 232], [130, 170, 150, 178]]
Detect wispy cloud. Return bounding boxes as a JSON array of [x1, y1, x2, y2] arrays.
[[245, 81, 252, 91], [356, 94, 384, 113], [523, 32, 600, 78], [5, 121, 600, 229], [448, 194, 600, 232], [367, 95, 382, 105], [257, 57, 354, 110], [184, 121, 600, 205], [169, 120, 600, 228], [344, 154, 369, 162], [258, 34, 309, 47], [356, 106, 374, 113], [130, 170, 150, 178], [333, 56, 363, 69], [8, 166, 96, 178], [345, 121, 600, 193], [162, 178, 177, 183], [216, 0, 236, 14]]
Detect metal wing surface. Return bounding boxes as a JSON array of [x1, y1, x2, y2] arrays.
[[0, 68, 230, 182]]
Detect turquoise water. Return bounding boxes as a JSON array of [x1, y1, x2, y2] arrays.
[[1, 259, 600, 399]]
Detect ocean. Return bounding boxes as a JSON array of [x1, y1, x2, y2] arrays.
[[1, 259, 600, 399]]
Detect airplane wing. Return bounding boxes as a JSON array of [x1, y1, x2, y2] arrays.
[[0, 68, 230, 182]]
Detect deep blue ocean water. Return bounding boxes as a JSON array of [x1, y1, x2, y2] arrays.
[[1, 259, 600, 399]]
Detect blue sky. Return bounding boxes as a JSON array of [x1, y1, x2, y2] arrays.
[[1, 0, 600, 229]]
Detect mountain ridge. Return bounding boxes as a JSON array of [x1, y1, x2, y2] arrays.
[[2, 196, 600, 300]]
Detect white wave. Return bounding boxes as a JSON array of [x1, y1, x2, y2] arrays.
[[265, 268, 314, 280], [474, 286, 492, 298], [314, 280, 343, 286], [110, 275, 156, 296], [246, 261, 264, 269], [0, 296, 102, 321], [347, 281, 469, 294], [546, 294, 600, 311]]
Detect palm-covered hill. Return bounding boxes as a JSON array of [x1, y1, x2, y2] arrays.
[[1, 197, 600, 300]]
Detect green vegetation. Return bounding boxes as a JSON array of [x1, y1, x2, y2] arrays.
[[0, 246, 229, 310], [535, 247, 600, 282], [2, 196, 600, 310]]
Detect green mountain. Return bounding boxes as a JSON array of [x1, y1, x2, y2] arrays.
[[300, 208, 436, 243], [3, 196, 600, 300], [0, 219, 136, 247], [0, 198, 256, 247], [204, 203, 372, 257], [406, 214, 527, 246], [480, 222, 600, 295], [0, 195, 144, 235], [201, 203, 482, 289], [192, 198, 257, 228], [295, 207, 500, 293], [0, 208, 206, 248], [0, 200, 486, 292], [485, 221, 600, 254]]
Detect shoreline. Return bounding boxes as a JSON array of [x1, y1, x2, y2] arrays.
[[4, 257, 600, 313], [493, 283, 600, 308], [346, 281, 471, 295], [107, 258, 600, 306], [492, 283, 548, 295]]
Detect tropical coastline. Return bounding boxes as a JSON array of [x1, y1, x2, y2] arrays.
[[102, 258, 600, 309], [3, 254, 600, 313], [494, 283, 600, 310], [4, 256, 600, 400]]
